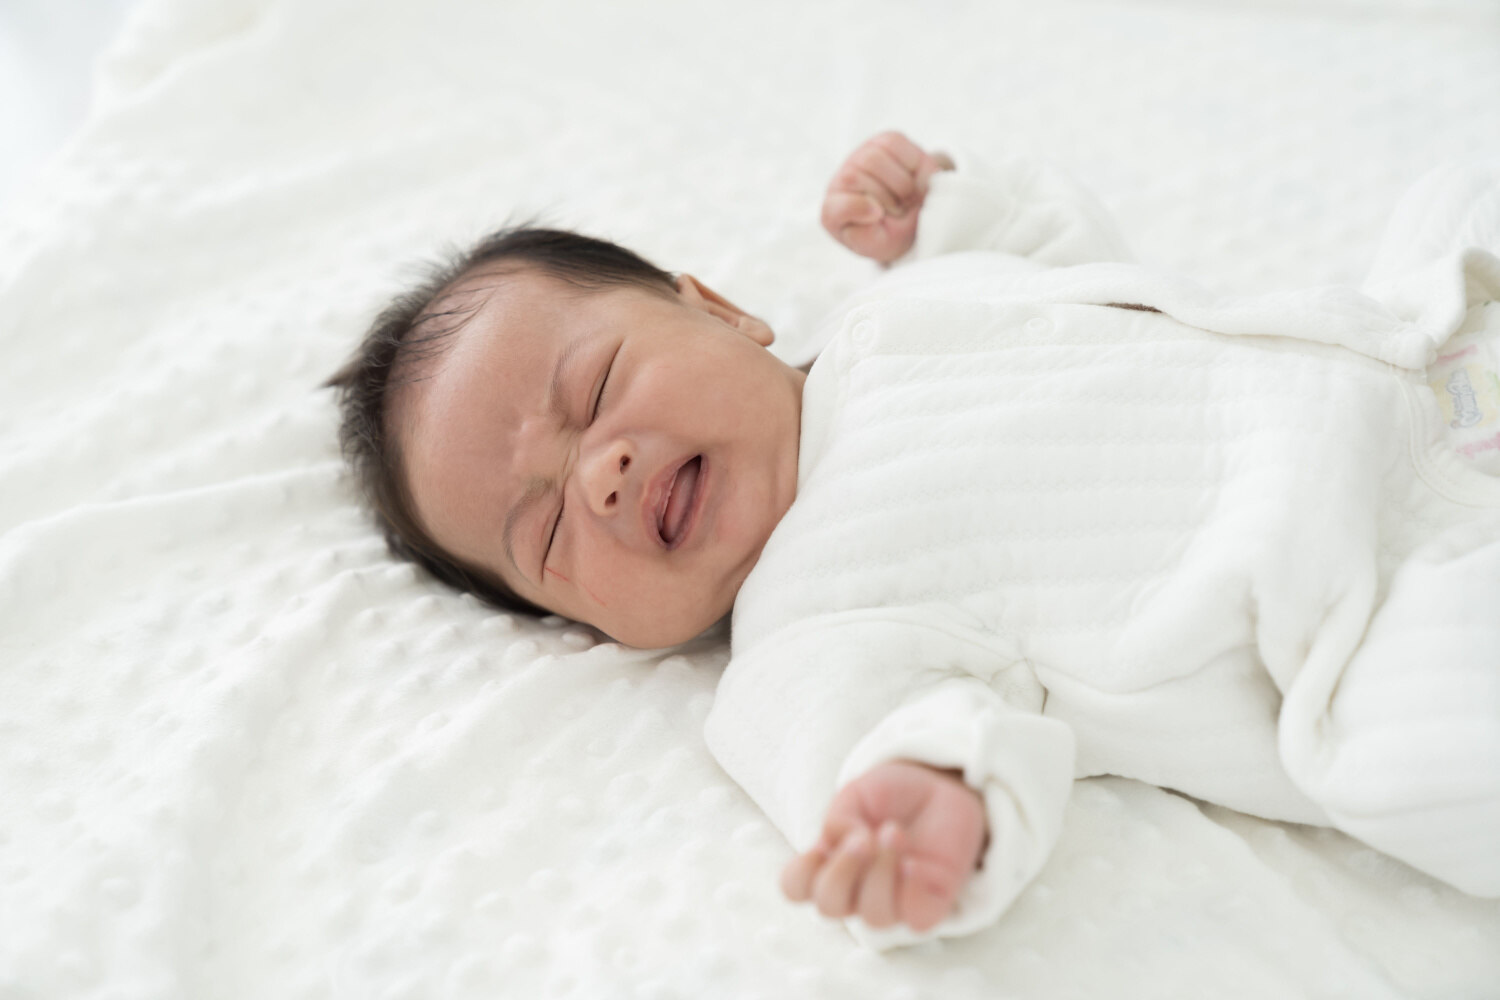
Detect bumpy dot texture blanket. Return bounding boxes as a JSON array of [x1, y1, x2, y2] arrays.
[[2, 1, 1498, 997]]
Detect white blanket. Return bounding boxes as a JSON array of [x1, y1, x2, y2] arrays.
[[2, 0, 1499, 996]]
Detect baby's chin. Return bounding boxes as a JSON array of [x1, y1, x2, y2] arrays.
[[602, 617, 714, 651]]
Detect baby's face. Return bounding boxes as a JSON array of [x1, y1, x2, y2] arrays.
[[397, 267, 805, 647]]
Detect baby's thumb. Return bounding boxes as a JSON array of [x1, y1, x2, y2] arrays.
[[898, 856, 963, 931], [915, 151, 955, 198], [830, 191, 883, 226]]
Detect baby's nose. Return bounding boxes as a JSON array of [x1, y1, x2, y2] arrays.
[[578, 437, 633, 518]]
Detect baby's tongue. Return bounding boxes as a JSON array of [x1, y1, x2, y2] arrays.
[[662, 457, 701, 544]]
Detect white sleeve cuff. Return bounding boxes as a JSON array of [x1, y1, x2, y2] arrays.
[[835, 676, 1076, 950], [907, 146, 1133, 267]]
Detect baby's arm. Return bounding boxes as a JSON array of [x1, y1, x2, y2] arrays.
[[823, 130, 1132, 267], [780, 760, 986, 932], [706, 623, 1074, 949]]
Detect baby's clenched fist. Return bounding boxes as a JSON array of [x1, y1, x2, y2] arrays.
[[781, 760, 987, 933], [821, 131, 954, 264]]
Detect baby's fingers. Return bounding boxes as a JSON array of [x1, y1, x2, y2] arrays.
[[867, 130, 929, 174], [780, 847, 826, 902], [851, 144, 922, 214], [855, 822, 904, 928], [836, 214, 919, 265], [898, 856, 964, 933], [812, 827, 874, 918], [821, 191, 884, 235]]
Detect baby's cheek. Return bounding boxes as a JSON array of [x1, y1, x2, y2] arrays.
[[567, 560, 654, 640]]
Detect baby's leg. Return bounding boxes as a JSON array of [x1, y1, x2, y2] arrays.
[[1271, 162, 1500, 896], [1280, 519, 1500, 896]]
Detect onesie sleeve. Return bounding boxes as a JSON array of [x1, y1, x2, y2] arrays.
[[837, 675, 1075, 949], [906, 147, 1134, 267], [704, 611, 1075, 949]]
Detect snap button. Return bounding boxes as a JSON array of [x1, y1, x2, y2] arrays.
[[850, 320, 875, 348], [1025, 316, 1052, 334]]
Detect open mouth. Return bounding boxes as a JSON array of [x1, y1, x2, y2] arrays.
[[656, 455, 703, 547]]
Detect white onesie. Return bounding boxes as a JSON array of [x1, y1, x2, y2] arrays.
[[704, 152, 1500, 948]]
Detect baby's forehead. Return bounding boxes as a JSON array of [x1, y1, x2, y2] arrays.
[[438, 262, 553, 323], [396, 264, 688, 435], [455, 265, 665, 339], [400, 265, 564, 376], [394, 268, 603, 425]]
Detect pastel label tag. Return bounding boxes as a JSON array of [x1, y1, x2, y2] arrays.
[[1432, 358, 1498, 429], [1428, 303, 1500, 475]]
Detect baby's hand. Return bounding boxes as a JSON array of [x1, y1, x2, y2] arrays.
[[781, 760, 987, 933], [821, 131, 954, 264]]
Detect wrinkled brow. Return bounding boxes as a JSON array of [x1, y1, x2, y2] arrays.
[[499, 335, 587, 582]]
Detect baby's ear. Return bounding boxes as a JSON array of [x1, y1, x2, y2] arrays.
[[674, 274, 775, 347]]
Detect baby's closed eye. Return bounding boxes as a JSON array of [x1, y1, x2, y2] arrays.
[[591, 344, 620, 422]]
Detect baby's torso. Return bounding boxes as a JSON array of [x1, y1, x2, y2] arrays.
[[744, 292, 1403, 689], [731, 265, 1500, 815]]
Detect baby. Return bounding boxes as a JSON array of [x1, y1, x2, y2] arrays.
[[330, 132, 1500, 947]]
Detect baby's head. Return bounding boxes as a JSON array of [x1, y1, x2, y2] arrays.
[[329, 227, 806, 647]]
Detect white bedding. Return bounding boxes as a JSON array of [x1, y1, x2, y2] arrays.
[[2, 0, 1498, 996]]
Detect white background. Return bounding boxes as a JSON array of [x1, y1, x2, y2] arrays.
[[0, 0, 139, 210]]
